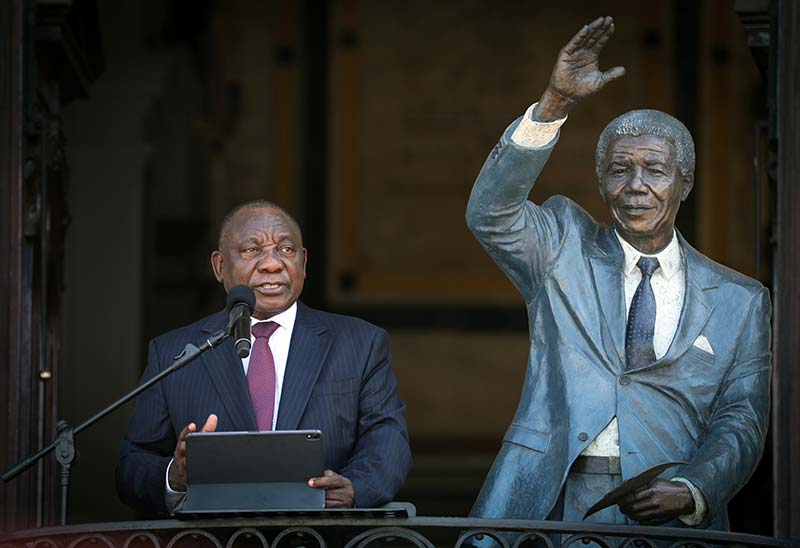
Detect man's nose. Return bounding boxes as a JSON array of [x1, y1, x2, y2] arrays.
[[256, 249, 284, 271]]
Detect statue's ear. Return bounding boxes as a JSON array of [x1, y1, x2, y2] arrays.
[[681, 174, 694, 201]]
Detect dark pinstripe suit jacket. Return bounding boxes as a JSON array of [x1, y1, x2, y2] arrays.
[[116, 302, 411, 516]]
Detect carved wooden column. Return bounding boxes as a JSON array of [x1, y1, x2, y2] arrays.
[[738, 0, 800, 538], [772, 0, 800, 539], [0, 0, 102, 531], [1, 0, 36, 531]]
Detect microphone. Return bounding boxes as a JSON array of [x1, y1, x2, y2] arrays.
[[226, 285, 256, 358]]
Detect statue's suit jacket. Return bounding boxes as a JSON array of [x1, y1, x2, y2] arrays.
[[466, 120, 771, 530], [116, 302, 411, 516]]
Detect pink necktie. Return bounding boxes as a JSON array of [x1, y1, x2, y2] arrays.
[[248, 321, 280, 430]]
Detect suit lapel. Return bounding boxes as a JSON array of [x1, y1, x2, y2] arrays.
[[588, 226, 627, 369], [630, 234, 716, 372], [275, 303, 332, 430], [200, 311, 258, 431]]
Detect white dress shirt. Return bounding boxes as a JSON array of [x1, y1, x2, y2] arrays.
[[511, 103, 706, 525], [165, 302, 299, 510]]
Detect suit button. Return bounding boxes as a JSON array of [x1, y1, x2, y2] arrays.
[[578, 432, 588, 442], [619, 375, 631, 386]]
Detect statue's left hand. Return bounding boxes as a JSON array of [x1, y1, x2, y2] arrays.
[[616, 478, 695, 525]]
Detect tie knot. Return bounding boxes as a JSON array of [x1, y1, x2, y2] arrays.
[[637, 256, 660, 278], [252, 321, 279, 340]]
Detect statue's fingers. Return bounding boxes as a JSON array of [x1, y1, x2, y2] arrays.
[[600, 66, 626, 85], [586, 17, 615, 49], [583, 26, 601, 48], [563, 24, 591, 55], [593, 20, 616, 51], [587, 16, 607, 30], [599, 16, 614, 30]]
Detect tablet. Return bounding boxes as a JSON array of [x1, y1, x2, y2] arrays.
[[177, 430, 325, 516]]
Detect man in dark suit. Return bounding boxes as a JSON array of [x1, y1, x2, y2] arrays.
[[116, 200, 411, 516], [466, 17, 770, 532]]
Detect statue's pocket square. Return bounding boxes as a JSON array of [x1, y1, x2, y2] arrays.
[[692, 335, 714, 355]]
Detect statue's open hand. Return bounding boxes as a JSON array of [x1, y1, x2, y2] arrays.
[[536, 17, 625, 120], [616, 478, 695, 526]]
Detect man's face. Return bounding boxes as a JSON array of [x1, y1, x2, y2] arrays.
[[600, 134, 692, 253], [211, 207, 307, 320]]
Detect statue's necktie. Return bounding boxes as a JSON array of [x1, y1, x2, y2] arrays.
[[248, 321, 280, 430], [625, 257, 660, 370]]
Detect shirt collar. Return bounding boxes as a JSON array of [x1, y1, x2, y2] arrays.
[[250, 301, 298, 331], [615, 230, 683, 280]]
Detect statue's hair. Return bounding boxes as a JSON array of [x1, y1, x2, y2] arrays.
[[594, 109, 695, 180], [217, 199, 303, 250]]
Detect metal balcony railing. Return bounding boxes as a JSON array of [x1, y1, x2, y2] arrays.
[[0, 516, 794, 548]]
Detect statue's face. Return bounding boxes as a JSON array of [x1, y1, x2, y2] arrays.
[[601, 134, 692, 252]]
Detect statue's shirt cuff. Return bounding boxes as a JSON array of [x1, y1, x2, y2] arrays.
[[672, 477, 707, 526], [510, 102, 568, 147]]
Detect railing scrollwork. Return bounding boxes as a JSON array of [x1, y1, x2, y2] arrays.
[[0, 517, 793, 548]]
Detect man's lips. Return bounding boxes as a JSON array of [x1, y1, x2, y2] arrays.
[[253, 282, 287, 295]]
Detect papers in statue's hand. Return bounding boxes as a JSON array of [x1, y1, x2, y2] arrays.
[[583, 461, 688, 519]]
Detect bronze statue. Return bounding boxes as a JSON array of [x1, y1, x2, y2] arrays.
[[466, 17, 770, 533]]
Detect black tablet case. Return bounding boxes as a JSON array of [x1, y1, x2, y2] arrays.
[[178, 430, 325, 516]]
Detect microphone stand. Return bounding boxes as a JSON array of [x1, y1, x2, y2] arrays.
[[1, 329, 230, 526]]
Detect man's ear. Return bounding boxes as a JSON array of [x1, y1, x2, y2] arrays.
[[211, 250, 225, 283], [681, 174, 694, 201], [302, 248, 308, 279]]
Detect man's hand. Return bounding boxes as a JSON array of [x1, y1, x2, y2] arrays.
[[617, 478, 695, 525], [535, 16, 625, 121], [308, 469, 355, 508], [168, 414, 218, 492]]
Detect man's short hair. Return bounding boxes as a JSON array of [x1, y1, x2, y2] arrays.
[[594, 109, 696, 181], [217, 199, 303, 250]]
